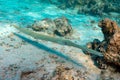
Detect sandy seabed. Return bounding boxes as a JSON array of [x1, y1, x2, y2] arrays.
[[0, 0, 120, 80], [0, 24, 101, 80]]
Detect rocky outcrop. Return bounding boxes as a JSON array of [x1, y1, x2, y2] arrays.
[[54, 17, 73, 36], [32, 17, 73, 37], [49, 0, 120, 15], [104, 30, 120, 66], [87, 18, 120, 67], [98, 18, 119, 41], [98, 18, 120, 66], [32, 18, 56, 35]]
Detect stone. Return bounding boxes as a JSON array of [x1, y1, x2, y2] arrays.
[[88, 18, 120, 67], [32, 17, 73, 37], [104, 30, 120, 66], [32, 18, 56, 35], [51, 0, 120, 15], [52, 65, 74, 80], [98, 19, 120, 67], [98, 18, 119, 41], [54, 17, 73, 36], [92, 39, 101, 50], [87, 39, 101, 51]]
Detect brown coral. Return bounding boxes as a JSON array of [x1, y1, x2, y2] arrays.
[[104, 30, 120, 66], [98, 18, 119, 41], [98, 18, 120, 67], [50, 0, 120, 15]]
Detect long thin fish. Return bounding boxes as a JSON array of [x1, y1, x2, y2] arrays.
[[13, 26, 103, 57]]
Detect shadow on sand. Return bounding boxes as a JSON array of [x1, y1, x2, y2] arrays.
[[14, 33, 85, 69]]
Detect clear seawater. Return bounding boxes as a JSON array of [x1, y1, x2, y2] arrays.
[[0, 0, 105, 45], [0, 0, 120, 79]]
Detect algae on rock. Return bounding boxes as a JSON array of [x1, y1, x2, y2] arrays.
[[32, 17, 73, 37]]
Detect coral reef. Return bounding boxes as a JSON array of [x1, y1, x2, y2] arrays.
[[32, 17, 73, 36], [104, 30, 120, 66], [87, 18, 120, 67], [98, 18, 120, 66], [98, 18, 119, 41], [49, 0, 120, 15]]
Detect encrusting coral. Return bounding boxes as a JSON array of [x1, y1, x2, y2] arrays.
[[98, 18, 120, 66], [98, 18, 119, 41], [49, 0, 120, 15], [87, 18, 120, 67]]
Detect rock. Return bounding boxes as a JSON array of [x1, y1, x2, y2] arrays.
[[92, 39, 101, 50], [52, 65, 74, 80], [87, 18, 120, 67], [32, 17, 73, 37], [99, 19, 120, 67], [98, 18, 119, 41], [86, 42, 93, 49], [54, 17, 73, 36], [32, 18, 56, 35], [50, 0, 120, 15], [87, 39, 101, 51], [104, 30, 120, 66]]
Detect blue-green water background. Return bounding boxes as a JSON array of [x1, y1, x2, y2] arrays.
[[0, 0, 120, 45], [0, 1, 120, 79]]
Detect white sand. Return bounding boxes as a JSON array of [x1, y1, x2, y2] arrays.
[[0, 23, 101, 79]]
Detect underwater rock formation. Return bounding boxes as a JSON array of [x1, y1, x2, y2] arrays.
[[54, 17, 73, 36], [32, 17, 73, 36], [32, 18, 56, 35], [98, 18, 119, 41], [87, 18, 120, 67], [104, 29, 120, 66], [50, 0, 120, 15]]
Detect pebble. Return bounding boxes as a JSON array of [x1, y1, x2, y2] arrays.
[[5, 49, 11, 52]]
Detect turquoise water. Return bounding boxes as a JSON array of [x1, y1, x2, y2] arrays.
[[0, 0, 120, 79], [0, 0, 105, 45], [0, 0, 99, 25]]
